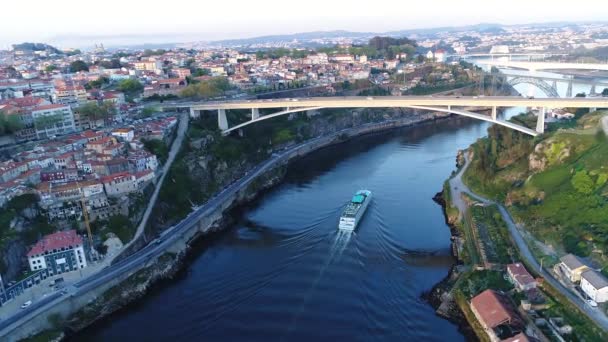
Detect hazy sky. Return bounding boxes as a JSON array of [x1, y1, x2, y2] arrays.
[[2, 0, 607, 48]]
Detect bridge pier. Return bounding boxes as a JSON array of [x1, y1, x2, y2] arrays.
[[189, 108, 200, 119], [590, 84, 597, 96], [566, 80, 573, 98], [536, 107, 545, 134], [491, 106, 497, 121], [551, 80, 558, 94], [251, 108, 259, 120], [218, 109, 228, 131]]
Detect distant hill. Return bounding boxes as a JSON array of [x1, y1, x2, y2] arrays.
[[12, 42, 62, 54]]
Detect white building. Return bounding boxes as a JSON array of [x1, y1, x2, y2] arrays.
[[27, 230, 87, 274], [580, 269, 608, 303], [111, 128, 135, 142], [559, 254, 589, 283]]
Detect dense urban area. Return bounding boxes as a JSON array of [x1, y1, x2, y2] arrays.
[[1, 20, 608, 341]]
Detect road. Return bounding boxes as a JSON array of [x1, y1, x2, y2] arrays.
[[121, 111, 189, 251], [0, 123, 359, 339], [449, 152, 608, 331]]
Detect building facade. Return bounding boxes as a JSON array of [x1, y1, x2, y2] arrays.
[[27, 230, 87, 274]]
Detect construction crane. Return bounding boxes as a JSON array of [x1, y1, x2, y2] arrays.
[[76, 181, 94, 250]]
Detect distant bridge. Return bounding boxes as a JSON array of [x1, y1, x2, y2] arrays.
[[492, 73, 608, 98], [170, 96, 608, 137], [478, 60, 608, 72], [460, 53, 568, 60]]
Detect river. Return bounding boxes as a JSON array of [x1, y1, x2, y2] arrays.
[[75, 67, 587, 341]]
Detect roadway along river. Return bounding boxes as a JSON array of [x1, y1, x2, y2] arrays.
[[72, 108, 524, 342]]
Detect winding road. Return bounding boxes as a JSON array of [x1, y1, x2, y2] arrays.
[[449, 152, 608, 331]]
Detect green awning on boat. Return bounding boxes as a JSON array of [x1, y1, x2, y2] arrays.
[[352, 194, 365, 203]]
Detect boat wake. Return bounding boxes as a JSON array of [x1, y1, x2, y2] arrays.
[[281, 230, 353, 338]]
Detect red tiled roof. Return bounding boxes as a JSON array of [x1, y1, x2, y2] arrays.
[[27, 230, 83, 257], [101, 171, 133, 183], [471, 290, 522, 329], [507, 263, 536, 287]]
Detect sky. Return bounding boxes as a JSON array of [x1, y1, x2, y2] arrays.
[[2, 0, 608, 48]]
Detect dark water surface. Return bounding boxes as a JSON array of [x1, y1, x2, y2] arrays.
[[76, 114, 514, 342]]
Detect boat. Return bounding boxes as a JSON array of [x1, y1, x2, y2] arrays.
[[338, 190, 372, 230]]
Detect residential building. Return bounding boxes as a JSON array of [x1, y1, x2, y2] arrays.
[[559, 254, 589, 283], [101, 172, 137, 197], [53, 85, 88, 105], [506, 263, 537, 291], [580, 269, 608, 303], [133, 59, 162, 72], [27, 230, 87, 274], [111, 128, 135, 142], [470, 289, 524, 342], [31, 104, 76, 139]]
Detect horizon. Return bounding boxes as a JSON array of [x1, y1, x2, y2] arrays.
[[2, 0, 608, 48]]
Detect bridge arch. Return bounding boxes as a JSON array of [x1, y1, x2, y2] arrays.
[[507, 76, 559, 98], [222, 105, 538, 136]]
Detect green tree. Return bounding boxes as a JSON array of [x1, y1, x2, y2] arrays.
[[572, 170, 594, 194], [0, 111, 24, 135], [179, 77, 231, 99], [45, 65, 58, 72], [142, 107, 158, 118], [602, 88, 608, 96], [76, 102, 117, 126], [117, 79, 143, 94], [34, 114, 63, 129], [69, 60, 89, 72]]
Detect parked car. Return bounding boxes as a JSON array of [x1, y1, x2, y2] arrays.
[[21, 301, 32, 309]]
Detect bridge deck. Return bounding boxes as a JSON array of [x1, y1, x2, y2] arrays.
[[186, 96, 608, 111]]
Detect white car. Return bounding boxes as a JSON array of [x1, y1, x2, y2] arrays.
[[21, 300, 32, 309], [587, 299, 598, 307]]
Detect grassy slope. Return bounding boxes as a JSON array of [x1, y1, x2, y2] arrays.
[[464, 110, 608, 269]]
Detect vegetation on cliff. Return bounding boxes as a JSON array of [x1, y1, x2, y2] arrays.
[[463, 109, 608, 269]]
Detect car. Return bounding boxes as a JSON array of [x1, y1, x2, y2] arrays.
[[366, 97, 374, 100], [21, 301, 32, 309], [587, 299, 598, 307]]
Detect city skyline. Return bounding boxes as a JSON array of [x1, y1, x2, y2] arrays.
[[2, 0, 608, 48]]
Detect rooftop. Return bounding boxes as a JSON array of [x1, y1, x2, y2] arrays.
[[582, 269, 608, 289], [507, 263, 536, 286], [27, 230, 83, 257], [560, 254, 587, 270], [471, 289, 522, 329]]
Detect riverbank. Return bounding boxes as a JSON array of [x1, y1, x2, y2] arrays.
[[426, 150, 479, 341], [431, 143, 608, 341], [16, 110, 461, 342]]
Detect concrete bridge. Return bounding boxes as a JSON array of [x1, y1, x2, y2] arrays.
[[178, 96, 608, 137], [479, 60, 608, 72]]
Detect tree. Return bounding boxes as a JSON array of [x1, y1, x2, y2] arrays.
[[95, 59, 122, 69], [602, 88, 608, 96], [117, 79, 143, 94], [575, 92, 586, 98], [69, 60, 89, 73], [572, 170, 594, 194], [0, 111, 24, 135], [84, 76, 110, 90], [34, 114, 63, 130], [141, 107, 158, 118], [179, 77, 232, 99], [76, 102, 117, 127], [45, 65, 58, 73]]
